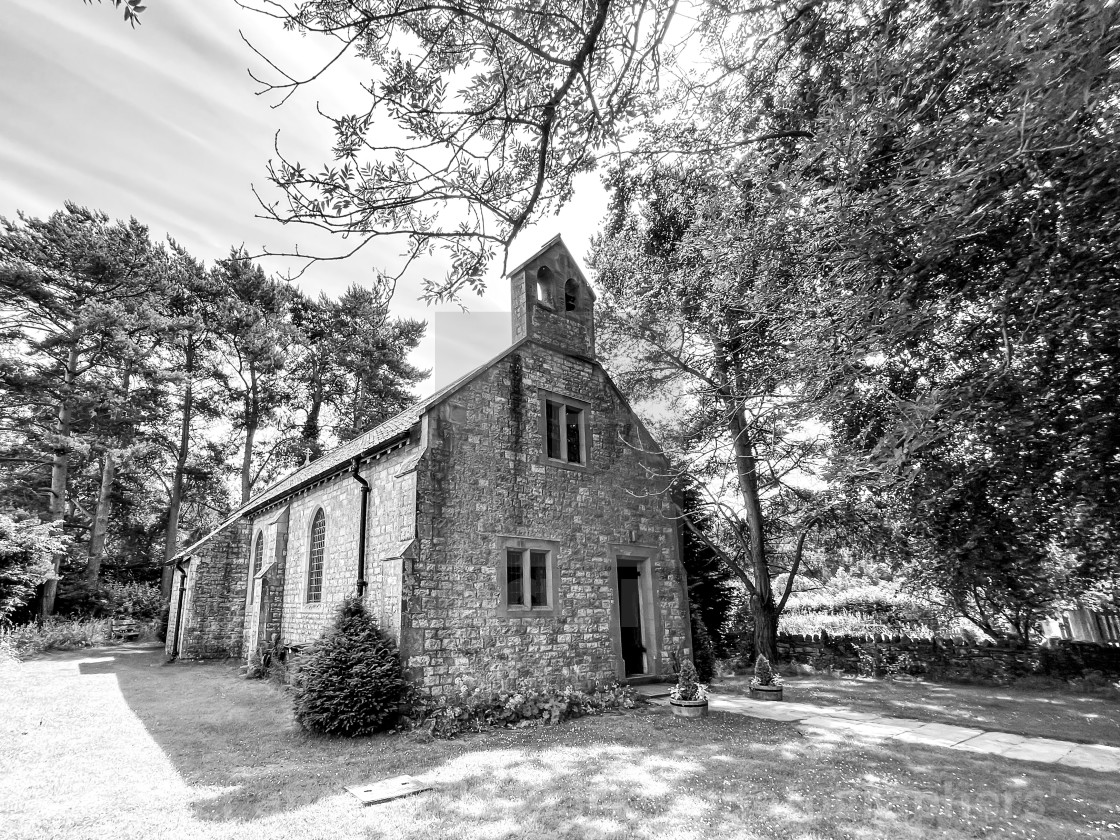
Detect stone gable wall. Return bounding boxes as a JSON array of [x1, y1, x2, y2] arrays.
[[166, 520, 251, 659], [405, 341, 690, 696]]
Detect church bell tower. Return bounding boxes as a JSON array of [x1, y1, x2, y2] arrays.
[[508, 235, 595, 360]]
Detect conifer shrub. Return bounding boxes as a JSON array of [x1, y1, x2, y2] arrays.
[[691, 614, 718, 683], [670, 658, 707, 701], [753, 654, 778, 686], [291, 597, 407, 736]]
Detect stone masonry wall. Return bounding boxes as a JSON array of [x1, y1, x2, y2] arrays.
[[242, 507, 288, 657], [404, 341, 691, 696], [776, 632, 1120, 681], [511, 246, 594, 358], [252, 443, 416, 648], [168, 520, 251, 659]]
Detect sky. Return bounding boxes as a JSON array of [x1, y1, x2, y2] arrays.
[[0, 0, 611, 393]]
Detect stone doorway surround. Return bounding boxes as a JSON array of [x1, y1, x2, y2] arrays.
[[608, 546, 662, 681]]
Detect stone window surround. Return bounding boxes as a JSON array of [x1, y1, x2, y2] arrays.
[[306, 507, 327, 603], [537, 389, 591, 472], [495, 535, 561, 618]]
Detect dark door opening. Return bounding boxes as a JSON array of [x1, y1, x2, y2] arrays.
[[617, 566, 645, 676]]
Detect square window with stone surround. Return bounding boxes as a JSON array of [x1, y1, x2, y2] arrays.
[[497, 537, 559, 617], [539, 390, 590, 469]]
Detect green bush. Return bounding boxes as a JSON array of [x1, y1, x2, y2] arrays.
[[103, 581, 163, 618], [0, 514, 61, 621], [691, 615, 718, 683], [409, 681, 637, 739], [291, 597, 407, 736], [0, 617, 111, 660]]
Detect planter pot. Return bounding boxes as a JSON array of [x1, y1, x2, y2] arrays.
[[669, 698, 709, 718], [749, 683, 783, 702]]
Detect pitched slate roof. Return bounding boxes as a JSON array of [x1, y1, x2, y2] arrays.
[[171, 338, 529, 561]]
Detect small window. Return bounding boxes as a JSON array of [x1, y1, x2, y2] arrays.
[[564, 278, 578, 312], [545, 399, 585, 464], [307, 509, 326, 603], [504, 548, 552, 609], [249, 530, 264, 603]]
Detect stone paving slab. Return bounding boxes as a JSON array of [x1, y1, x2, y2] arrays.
[[1058, 744, 1120, 773], [846, 718, 922, 738], [822, 708, 887, 722], [709, 697, 808, 721], [895, 722, 985, 748], [797, 715, 861, 732], [948, 731, 1029, 755], [999, 737, 1077, 764]]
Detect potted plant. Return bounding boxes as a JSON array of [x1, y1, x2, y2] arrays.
[[669, 658, 709, 718], [749, 655, 783, 701]]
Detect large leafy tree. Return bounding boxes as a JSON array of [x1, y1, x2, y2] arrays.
[[591, 160, 831, 662], [0, 204, 168, 614], [210, 250, 299, 505], [729, 0, 1120, 636], [242, 0, 679, 298]]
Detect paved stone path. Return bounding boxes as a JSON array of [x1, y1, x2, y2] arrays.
[[636, 686, 1120, 773]]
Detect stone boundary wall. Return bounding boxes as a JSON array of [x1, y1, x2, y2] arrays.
[[775, 632, 1120, 681]]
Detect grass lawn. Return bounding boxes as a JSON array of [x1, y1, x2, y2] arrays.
[[1, 646, 1118, 840], [714, 674, 1120, 748]]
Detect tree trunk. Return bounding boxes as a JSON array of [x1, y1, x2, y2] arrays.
[[727, 403, 781, 663], [86, 366, 131, 589], [302, 355, 324, 460], [41, 343, 80, 618], [84, 449, 115, 587], [240, 362, 259, 505], [162, 338, 195, 600], [241, 414, 257, 506], [752, 594, 780, 664]]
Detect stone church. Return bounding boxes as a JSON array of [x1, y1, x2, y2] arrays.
[[166, 237, 693, 694]]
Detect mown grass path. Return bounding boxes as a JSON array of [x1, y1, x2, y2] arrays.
[[1, 646, 1118, 839]]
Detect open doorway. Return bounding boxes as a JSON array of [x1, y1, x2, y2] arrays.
[[615, 555, 658, 678]]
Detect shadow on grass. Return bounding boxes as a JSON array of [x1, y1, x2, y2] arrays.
[[70, 647, 1120, 837]]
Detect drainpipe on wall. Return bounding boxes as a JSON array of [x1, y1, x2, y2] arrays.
[[170, 559, 188, 658], [350, 456, 370, 598]]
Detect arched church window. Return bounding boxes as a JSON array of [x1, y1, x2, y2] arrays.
[[307, 509, 326, 603], [564, 278, 578, 312], [249, 530, 264, 603]]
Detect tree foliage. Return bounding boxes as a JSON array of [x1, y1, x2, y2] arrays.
[[591, 158, 832, 661], [0, 514, 63, 621], [722, 0, 1120, 636], [242, 0, 679, 297], [594, 0, 1120, 640], [0, 205, 426, 615]]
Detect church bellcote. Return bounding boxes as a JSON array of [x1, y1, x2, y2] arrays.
[[508, 235, 596, 359]]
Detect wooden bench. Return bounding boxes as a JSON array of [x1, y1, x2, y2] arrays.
[[110, 617, 142, 641]]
